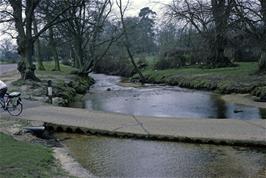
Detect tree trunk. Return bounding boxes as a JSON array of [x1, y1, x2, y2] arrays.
[[70, 47, 79, 68], [10, 0, 40, 81], [125, 43, 146, 83], [208, 35, 232, 67], [118, 0, 145, 83], [73, 37, 84, 71], [17, 39, 40, 81], [258, 0, 266, 72], [209, 0, 233, 67], [49, 27, 60, 71], [35, 40, 45, 71], [33, 17, 45, 71], [258, 49, 266, 72]]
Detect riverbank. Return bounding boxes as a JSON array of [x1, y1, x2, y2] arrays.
[[1, 62, 94, 106], [0, 63, 95, 177], [0, 116, 69, 177], [132, 62, 266, 100]]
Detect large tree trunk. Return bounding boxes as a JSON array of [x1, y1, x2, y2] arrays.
[[17, 39, 40, 81], [209, 0, 233, 67], [258, 0, 266, 72], [10, 0, 40, 81], [49, 27, 60, 71]]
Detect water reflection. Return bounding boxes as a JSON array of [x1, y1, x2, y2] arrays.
[[57, 133, 266, 178], [210, 94, 227, 118], [84, 74, 266, 119], [260, 108, 266, 119]]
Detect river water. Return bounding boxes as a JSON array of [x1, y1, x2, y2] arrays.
[[60, 74, 266, 177], [84, 74, 266, 119]]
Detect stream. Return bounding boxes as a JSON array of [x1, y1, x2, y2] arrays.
[[83, 74, 266, 119], [59, 74, 266, 177]]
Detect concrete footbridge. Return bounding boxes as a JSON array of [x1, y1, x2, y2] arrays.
[[2, 105, 266, 147]]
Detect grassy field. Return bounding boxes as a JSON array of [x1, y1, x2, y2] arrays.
[[0, 133, 66, 178], [132, 62, 266, 95], [142, 62, 259, 79], [36, 61, 76, 76]]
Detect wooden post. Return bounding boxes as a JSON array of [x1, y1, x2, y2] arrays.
[[47, 80, 53, 104]]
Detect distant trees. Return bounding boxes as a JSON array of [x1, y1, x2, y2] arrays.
[[167, 0, 266, 71], [56, 0, 117, 75], [158, 23, 178, 55], [137, 7, 157, 54], [168, 0, 234, 67], [1, 0, 265, 78], [0, 39, 18, 62], [116, 0, 145, 82], [233, 0, 266, 72], [0, 0, 83, 80]]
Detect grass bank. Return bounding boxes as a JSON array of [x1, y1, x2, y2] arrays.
[[0, 133, 65, 178], [133, 62, 266, 97], [10, 62, 94, 106]]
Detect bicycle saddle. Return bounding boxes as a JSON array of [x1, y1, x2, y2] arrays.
[[8, 92, 21, 98]]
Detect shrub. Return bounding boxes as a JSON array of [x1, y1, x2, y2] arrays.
[[155, 54, 186, 70], [94, 56, 136, 77]]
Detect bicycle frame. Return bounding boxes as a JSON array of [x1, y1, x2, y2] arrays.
[[1, 94, 21, 109], [0, 94, 8, 108]]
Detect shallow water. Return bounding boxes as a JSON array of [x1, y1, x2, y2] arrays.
[[84, 74, 266, 119], [57, 133, 266, 178], [63, 74, 266, 177]]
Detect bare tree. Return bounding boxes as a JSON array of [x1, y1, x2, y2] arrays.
[[48, 26, 60, 71], [116, 0, 146, 83], [210, 0, 234, 66], [0, 0, 81, 80], [234, 0, 266, 72], [57, 0, 119, 76], [33, 14, 45, 70], [168, 0, 234, 67], [260, 0, 266, 72]]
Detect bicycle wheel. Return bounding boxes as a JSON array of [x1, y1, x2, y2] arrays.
[[6, 98, 23, 116]]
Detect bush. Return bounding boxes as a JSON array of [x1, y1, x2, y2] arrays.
[[61, 59, 72, 66], [137, 57, 148, 69], [94, 56, 136, 77], [155, 54, 186, 70]]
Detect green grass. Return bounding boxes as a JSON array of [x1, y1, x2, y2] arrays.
[[135, 62, 266, 94], [0, 133, 65, 178], [37, 62, 76, 76], [0, 60, 17, 64], [142, 62, 259, 79]]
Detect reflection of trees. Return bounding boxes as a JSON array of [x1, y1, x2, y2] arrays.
[[210, 94, 227, 118], [259, 108, 266, 119]]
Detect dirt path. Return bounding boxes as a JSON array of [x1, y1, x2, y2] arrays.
[[0, 64, 17, 75]]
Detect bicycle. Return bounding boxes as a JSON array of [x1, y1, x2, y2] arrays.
[[0, 92, 23, 116]]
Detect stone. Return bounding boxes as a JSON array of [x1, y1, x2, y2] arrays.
[[52, 97, 66, 106]]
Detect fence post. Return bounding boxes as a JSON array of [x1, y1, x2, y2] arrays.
[[47, 80, 53, 104]]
